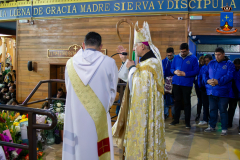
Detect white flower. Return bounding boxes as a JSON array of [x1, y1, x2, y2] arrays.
[[56, 103, 62, 107], [57, 113, 65, 124], [12, 150, 18, 158], [56, 108, 61, 112], [15, 126, 20, 132], [14, 116, 22, 122], [47, 120, 52, 124]]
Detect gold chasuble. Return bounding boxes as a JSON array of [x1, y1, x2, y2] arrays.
[[67, 58, 110, 160], [112, 22, 168, 159]]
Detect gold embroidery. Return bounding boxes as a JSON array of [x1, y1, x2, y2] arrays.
[[67, 58, 110, 160], [112, 58, 168, 160], [136, 64, 165, 95], [112, 84, 130, 149]]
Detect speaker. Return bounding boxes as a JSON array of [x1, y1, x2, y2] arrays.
[[28, 61, 33, 71]]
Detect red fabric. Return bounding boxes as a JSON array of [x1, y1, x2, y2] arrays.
[[97, 137, 110, 157], [142, 41, 149, 46]]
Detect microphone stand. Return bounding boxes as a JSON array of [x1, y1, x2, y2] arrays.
[[111, 52, 128, 58]]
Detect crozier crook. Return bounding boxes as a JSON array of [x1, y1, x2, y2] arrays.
[[116, 18, 134, 60]]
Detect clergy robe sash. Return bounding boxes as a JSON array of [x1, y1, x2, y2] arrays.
[[67, 58, 111, 160]]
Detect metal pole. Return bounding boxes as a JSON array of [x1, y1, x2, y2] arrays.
[[48, 82, 52, 108], [28, 112, 37, 160]]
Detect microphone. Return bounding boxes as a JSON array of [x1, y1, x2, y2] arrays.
[[111, 52, 128, 57]]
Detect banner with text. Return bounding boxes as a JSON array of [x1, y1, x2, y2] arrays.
[[0, 0, 238, 20]]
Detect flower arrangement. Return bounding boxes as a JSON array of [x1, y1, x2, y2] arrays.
[[0, 111, 22, 144], [24, 148, 44, 160], [57, 113, 65, 130], [52, 101, 65, 113], [49, 101, 65, 143], [0, 111, 45, 160]]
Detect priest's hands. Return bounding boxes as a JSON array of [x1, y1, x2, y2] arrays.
[[174, 70, 186, 76], [126, 60, 135, 69], [117, 45, 127, 62]]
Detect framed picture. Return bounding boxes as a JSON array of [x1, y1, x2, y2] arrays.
[[101, 49, 107, 55]]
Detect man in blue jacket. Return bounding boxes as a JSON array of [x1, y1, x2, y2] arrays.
[[228, 58, 240, 129], [162, 47, 175, 119], [198, 54, 213, 125], [169, 43, 199, 128], [203, 47, 235, 136]]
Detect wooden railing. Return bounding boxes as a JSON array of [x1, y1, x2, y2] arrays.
[[0, 104, 57, 160], [0, 79, 126, 159]]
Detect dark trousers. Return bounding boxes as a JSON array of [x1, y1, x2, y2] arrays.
[[196, 86, 203, 115], [173, 84, 192, 124], [201, 91, 209, 122], [209, 96, 229, 130], [228, 98, 239, 127]]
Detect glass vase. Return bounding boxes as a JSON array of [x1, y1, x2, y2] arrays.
[[46, 130, 55, 145]]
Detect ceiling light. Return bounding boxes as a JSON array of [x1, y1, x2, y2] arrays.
[[0, 34, 12, 37]]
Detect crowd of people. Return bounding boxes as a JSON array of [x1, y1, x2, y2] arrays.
[[0, 81, 17, 105], [61, 29, 239, 159], [163, 43, 240, 136]]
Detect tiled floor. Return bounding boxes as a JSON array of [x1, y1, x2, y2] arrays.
[[43, 96, 240, 160]]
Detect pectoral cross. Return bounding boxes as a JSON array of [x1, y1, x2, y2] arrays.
[[225, 15, 229, 20]]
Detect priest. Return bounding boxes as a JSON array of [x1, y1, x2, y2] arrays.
[[112, 22, 168, 159], [63, 32, 118, 160]]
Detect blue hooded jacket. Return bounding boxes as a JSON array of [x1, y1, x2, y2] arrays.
[[198, 65, 207, 89], [203, 58, 235, 98], [229, 70, 240, 99], [170, 52, 199, 87], [162, 57, 174, 79]]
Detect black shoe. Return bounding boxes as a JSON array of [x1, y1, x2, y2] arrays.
[[186, 124, 191, 128], [195, 114, 200, 121], [164, 114, 168, 120], [169, 121, 179, 126]]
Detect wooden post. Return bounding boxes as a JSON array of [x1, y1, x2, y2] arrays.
[[1, 37, 6, 71], [13, 39, 16, 70]]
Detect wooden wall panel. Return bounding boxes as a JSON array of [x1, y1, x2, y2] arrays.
[[17, 15, 187, 108], [190, 14, 240, 35]]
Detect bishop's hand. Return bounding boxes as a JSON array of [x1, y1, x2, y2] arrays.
[[126, 60, 135, 69], [117, 45, 127, 62]]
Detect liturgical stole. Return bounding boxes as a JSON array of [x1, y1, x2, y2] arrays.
[[67, 58, 111, 160]]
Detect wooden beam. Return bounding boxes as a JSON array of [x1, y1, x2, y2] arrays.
[[0, 28, 16, 35]]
